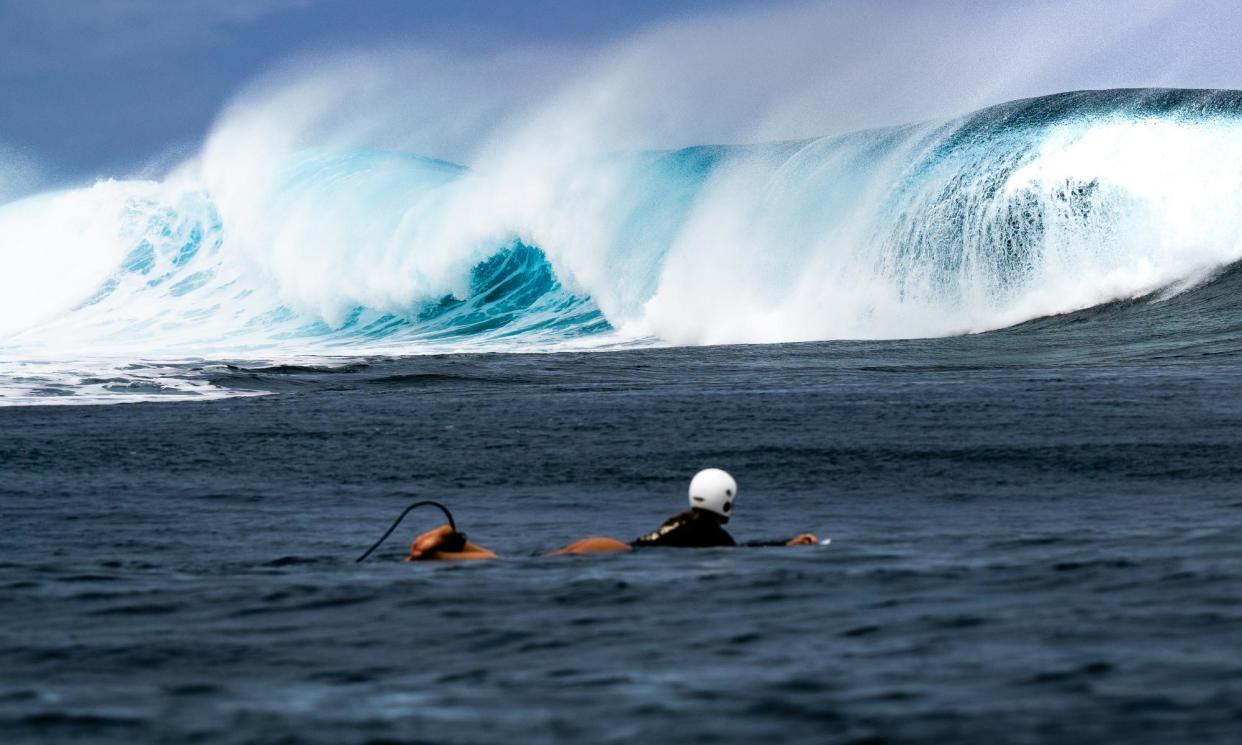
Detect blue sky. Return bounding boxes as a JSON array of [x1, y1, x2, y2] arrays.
[[0, 0, 771, 177], [5, 0, 1242, 185]]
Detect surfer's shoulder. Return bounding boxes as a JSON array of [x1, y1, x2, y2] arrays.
[[631, 509, 734, 548], [632, 510, 693, 545]]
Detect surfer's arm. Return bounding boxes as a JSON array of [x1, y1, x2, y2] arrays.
[[406, 524, 499, 561], [740, 533, 818, 547]]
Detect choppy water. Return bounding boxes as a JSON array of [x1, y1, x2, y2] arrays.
[[5, 299, 1242, 743]]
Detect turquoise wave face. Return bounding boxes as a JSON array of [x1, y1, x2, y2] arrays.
[[283, 241, 611, 345], [8, 88, 1242, 359]]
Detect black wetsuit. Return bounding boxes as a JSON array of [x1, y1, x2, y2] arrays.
[[629, 509, 793, 548]]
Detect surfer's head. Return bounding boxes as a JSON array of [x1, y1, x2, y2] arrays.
[[689, 468, 736, 522]]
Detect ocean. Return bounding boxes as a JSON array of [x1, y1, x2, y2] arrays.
[[3, 88, 1242, 743]]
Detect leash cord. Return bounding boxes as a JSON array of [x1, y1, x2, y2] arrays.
[[356, 500, 459, 563]]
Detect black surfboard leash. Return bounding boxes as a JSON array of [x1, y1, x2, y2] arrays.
[[356, 500, 465, 562]]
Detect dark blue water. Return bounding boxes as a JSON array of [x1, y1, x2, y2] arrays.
[[4, 273, 1242, 745]]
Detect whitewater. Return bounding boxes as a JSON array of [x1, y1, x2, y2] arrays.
[[5, 87, 1242, 403]]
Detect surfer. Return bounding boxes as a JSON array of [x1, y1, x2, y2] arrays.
[[403, 468, 817, 561]]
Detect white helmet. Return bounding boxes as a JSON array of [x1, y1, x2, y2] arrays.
[[688, 468, 737, 518]]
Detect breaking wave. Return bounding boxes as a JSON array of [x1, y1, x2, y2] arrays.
[[5, 88, 1242, 364]]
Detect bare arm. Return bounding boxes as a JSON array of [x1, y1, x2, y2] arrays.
[[740, 533, 819, 547], [406, 524, 499, 561]]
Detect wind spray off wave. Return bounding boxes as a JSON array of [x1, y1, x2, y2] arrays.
[[6, 89, 1242, 367]]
